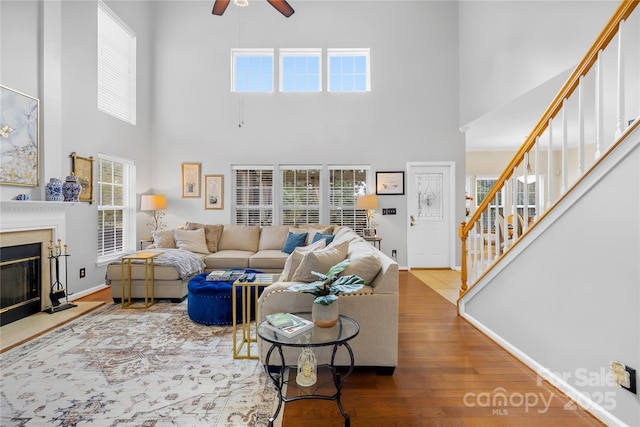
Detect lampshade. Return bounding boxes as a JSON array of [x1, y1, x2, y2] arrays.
[[141, 194, 167, 211], [356, 194, 378, 210]]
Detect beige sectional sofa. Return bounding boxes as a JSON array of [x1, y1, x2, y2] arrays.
[[106, 222, 399, 373]]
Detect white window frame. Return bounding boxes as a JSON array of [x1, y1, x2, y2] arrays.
[[328, 166, 371, 234], [231, 48, 275, 93], [97, 0, 136, 125], [232, 165, 275, 226], [279, 48, 322, 92], [96, 153, 136, 265], [280, 165, 322, 225], [327, 48, 371, 92]]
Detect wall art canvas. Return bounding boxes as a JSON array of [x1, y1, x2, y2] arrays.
[[71, 152, 95, 203], [204, 174, 224, 209], [0, 85, 39, 186]]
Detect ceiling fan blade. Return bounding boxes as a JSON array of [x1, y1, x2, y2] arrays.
[[266, 0, 295, 17], [212, 0, 231, 15]]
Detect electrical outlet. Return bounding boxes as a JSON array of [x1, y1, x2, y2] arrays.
[[391, 249, 397, 258], [79, 268, 86, 278]]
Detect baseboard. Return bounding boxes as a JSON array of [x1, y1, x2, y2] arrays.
[[67, 283, 109, 301]]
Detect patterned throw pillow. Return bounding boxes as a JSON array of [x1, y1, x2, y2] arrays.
[[151, 229, 176, 248]]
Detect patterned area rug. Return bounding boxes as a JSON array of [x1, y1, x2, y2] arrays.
[[0, 301, 280, 426]]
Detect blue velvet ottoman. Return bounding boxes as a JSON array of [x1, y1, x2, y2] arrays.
[[187, 271, 264, 326]]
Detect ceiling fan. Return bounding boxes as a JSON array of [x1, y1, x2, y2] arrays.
[[212, 0, 295, 18]]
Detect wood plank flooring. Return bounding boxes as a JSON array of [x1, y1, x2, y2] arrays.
[[72, 271, 603, 426]]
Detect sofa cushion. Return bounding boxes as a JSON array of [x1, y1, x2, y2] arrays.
[[249, 250, 290, 270], [311, 232, 335, 245], [218, 225, 261, 252], [151, 229, 176, 248], [282, 232, 308, 254], [204, 250, 253, 269], [281, 239, 327, 281], [258, 225, 291, 251], [298, 225, 334, 244], [185, 222, 223, 253], [174, 228, 209, 254], [342, 252, 382, 286], [292, 240, 349, 283]]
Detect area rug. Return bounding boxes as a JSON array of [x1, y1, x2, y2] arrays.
[[0, 301, 281, 426]]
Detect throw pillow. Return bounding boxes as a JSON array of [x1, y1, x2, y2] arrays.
[[292, 241, 349, 283], [173, 228, 209, 254], [311, 232, 335, 245], [281, 239, 327, 281], [185, 222, 223, 253], [340, 253, 382, 285], [281, 232, 308, 254], [151, 230, 176, 248]]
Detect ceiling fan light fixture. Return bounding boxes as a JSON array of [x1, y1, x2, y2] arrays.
[[234, 0, 249, 6]]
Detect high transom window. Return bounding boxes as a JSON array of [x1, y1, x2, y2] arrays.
[[231, 49, 274, 93]]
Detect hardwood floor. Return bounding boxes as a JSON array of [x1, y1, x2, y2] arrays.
[[77, 272, 603, 427]]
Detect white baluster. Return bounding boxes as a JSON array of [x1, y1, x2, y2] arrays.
[[523, 151, 529, 231], [561, 99, 568, 194], [511, 169, 517, 240], [615, 19, 626, 139], [547, 118, 554, 209], [595, 50, 604, 159], [534, 137, 540, 222], [578, 76, 585, 177]]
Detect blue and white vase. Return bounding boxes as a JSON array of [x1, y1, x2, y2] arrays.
[[63, 174, 82, 202], [46, 178, 64, 201]]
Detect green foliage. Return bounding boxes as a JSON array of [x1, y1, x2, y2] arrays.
[[287, 259, 365, 305]]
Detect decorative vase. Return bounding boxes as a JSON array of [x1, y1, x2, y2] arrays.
[[63, 173, 82, 202], [46, 178, 64, 201], [311, 300, 339, 328]]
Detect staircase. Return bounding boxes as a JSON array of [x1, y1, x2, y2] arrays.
[[458, 2, 640, 426]]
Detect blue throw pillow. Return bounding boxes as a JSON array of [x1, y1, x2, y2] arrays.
[[282, 232, 308, 254], [312, 232, 335, 245]]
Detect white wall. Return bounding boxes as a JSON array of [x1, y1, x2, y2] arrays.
[[148, 0, 465, 267], [461, 129, 640, 426]]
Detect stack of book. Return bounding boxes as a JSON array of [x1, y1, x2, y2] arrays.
[[206, 270, 244, 282], [264, 313, 314, 337]]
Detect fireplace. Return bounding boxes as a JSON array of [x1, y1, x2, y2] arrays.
[[0, 201, 67, 325], [0, 243, 42, 326]]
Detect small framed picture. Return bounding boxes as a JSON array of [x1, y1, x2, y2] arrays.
[[204, 174, 224, 210], [376, 171, 404, 195], [181, 163, 201, 198], [70, 152, 94, 203]]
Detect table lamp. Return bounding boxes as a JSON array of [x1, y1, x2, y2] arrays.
[[141, 194, 167, 232], [356, 194, 378, 237]]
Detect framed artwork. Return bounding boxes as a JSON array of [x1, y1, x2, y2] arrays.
[[204, 174, 224, 210], [376, 171, 405, 195], [70, 152, 94, 203], [181, 163, 201, 198], [0, 85, 39, 186]]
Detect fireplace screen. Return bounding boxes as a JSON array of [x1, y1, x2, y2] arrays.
[[0, 243, 41, 326]]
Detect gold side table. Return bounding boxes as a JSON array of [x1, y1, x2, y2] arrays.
[[232, 273, 282, 359], [121, 251, 163, 309]]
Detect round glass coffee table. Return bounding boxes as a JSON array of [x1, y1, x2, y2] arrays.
[[258, 312, 359, 427]]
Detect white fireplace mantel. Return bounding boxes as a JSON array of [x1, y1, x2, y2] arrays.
[[0, 201, 73, 243]]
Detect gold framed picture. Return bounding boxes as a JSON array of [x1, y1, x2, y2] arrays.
[[70, 152, 94, 203], [204, 174, 224, 210], [181, 163, 201, 198]]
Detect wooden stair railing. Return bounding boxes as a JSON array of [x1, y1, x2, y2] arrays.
[[459, 0, 640, 298]]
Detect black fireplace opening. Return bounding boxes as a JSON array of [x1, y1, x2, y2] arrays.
[[1, 243, 42, 326]]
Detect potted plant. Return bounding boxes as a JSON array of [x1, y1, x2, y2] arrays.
[[287, 259, 364, 327]]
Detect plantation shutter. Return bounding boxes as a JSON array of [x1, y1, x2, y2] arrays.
[[233, 166, 274, 226], [329, 166, 370, 235], [280, 166, 321, 226]]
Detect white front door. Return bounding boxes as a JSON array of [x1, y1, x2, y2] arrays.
[[407, 162, 454, 268]]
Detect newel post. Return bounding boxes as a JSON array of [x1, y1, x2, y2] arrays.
[[459, 221, 468, 297]]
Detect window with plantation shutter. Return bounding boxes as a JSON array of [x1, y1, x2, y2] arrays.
[[97, 1, 136, 125], [97, 154, 136, 263], [233, 167, 274, 226], [280, 166, 321, 225], [329, 166, 370, 234]]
